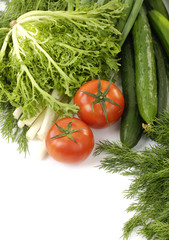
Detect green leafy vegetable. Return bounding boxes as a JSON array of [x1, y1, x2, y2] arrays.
[[0, 0, 68, 28], [0, 0, 124, 154], [95, 112, 169, 239], [0, 0, 124, 120]]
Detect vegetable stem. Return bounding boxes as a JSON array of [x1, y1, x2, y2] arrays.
[[12, 24, 22, 60], [116, 0, 134, 32], [0, 29, 12, 62], [13, 107, 23, 119], [119, 0, 144, 47], [17, 10, 92, 23], [37, 89, 59, 140], [23, 111, 42, 127], [68, 0, 74, 11], [38, 139, 48, 160], [26, 109, 46, 140], [18, 119, 25, 128]]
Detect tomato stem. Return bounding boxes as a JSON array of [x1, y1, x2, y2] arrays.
[[81, 79, 122, 124], [50, 120, 84, 143]]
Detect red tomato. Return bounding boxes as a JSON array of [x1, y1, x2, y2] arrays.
[[46, 117, 94, 163], [74, 79, 125, 128]]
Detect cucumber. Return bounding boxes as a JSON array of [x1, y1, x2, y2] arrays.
[[120, 35, 142, 148], [153, 34, 169, 116], [132, 6, 157, 124], [148, 10, 169, 58], [116, 0, 134, 32], [144, 0, 169, 20]]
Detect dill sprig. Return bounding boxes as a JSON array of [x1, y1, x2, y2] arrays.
[[95, 112, 169, 239], [144, 111, 169, 147], [0, 103, 29, 155]]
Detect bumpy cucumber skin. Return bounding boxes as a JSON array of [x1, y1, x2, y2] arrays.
[[153, 34, 169, 117], [148, 10, 169, 58], [132, 6, 157, 124], [120, 35, 142, 148]]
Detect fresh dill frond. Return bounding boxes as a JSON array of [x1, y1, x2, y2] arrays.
[[0, 103, 29, 155], [95, 112, 169, 239], [144, 110, 169, 147]]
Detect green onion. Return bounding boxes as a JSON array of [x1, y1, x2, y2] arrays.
[[119, 0, 144, 47]]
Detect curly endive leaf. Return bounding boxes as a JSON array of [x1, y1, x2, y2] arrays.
[[0, 1, 123, 119]]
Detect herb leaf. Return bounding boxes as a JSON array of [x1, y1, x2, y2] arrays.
[[95, 112, 169, 239], [0, 102, 29, 155]]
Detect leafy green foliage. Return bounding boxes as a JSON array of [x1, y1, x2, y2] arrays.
[[0, 0, 68, 27], [0, 103, 29, 155], [0, 0, 124, 153], [144, 111, 169, 147], [95, 112, 169, 239], [0, 1, 123, 119]]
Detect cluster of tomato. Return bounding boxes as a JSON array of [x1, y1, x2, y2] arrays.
[[46, 79, 125, 164]]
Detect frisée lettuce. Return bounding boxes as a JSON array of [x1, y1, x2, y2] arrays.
[[0, 1, 123, 120]]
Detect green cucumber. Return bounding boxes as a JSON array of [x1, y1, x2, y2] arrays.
[[132, 6, 157, 124], [144, 0, 169, 20], [153, 34, 169, 117], [120, 35, 142, 148], [148, 10, 169, 58]]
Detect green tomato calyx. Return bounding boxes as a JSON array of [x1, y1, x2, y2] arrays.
[[81, 79, 122, 124], [50, 120, 84, 143]]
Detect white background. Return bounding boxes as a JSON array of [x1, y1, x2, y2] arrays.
[[0, 1, 169, 240]]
